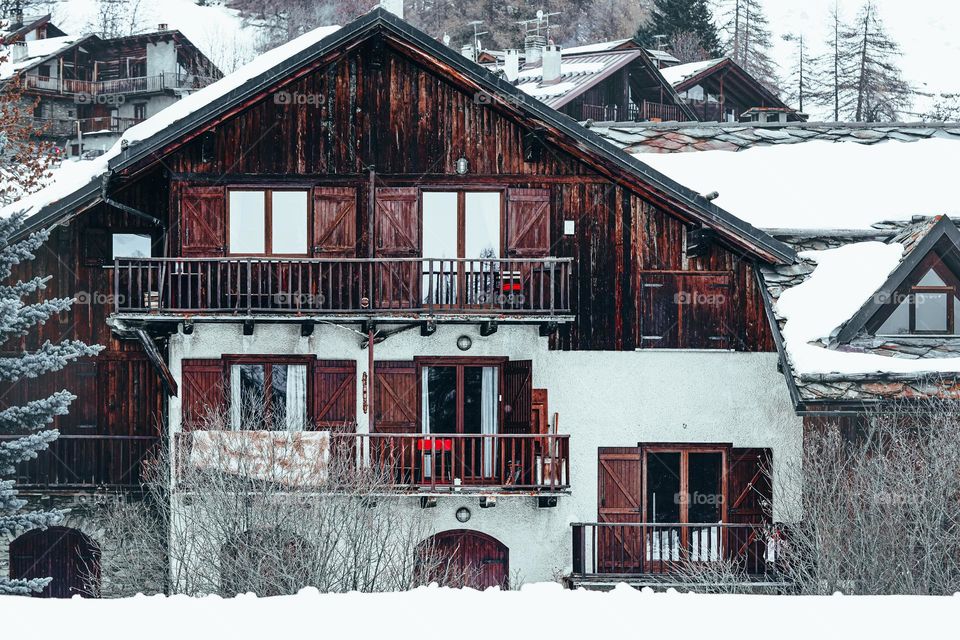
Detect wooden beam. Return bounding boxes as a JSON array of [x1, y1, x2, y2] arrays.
[[133, 329, 178, 397], [300, 322, 315, 337]]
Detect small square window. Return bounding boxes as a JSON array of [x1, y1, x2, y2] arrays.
[[112, 233, 152, 258]]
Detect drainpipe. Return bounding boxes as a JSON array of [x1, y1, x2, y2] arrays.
[[100, 172, 166, 230]]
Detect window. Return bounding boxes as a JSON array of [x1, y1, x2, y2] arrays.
[[133, 103, 147, 120], [37, 64, 51, 78], [421, 191, 501, 304], [228, 360, 308, 431], [877, 266, 960, 335], [228, 189, 308, 256], [112, 233, 152, 258]]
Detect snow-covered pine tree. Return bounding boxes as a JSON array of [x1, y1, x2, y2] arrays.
[[0, 51, 103, 595], [636, 0, 721, 59], [717, 0, 778, 92], [0, 213, 102, 595]]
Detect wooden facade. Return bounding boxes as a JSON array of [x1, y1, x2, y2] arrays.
[[4, 17, 778, 492]]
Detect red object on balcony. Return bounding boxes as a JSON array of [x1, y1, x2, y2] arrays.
[[416, 438, 453, 451]]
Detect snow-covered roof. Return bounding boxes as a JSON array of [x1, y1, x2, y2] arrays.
[[0, 34, 86, 80], [561, 39, 633, 55], [1, 23, 341, 221], [660, 57, 724, 87], [630, 136, 960, 231]]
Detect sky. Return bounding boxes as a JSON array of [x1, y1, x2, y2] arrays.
[[759, 0, 960, 117]]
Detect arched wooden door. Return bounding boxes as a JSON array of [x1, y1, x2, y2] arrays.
[[9, 527, 101, 598], [418, 529, 508, 589]]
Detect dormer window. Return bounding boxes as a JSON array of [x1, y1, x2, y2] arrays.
[[876, 267, 960, 336]]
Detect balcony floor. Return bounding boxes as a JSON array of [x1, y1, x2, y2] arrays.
[[110, 312, 576, 326], [567, 573, 790, 592]]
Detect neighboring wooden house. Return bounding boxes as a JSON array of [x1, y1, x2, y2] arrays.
[[1, 15, 221, 155], [661, 57, 804, 123], [0, 9, 803, 595], [481, 38, 698, 123]]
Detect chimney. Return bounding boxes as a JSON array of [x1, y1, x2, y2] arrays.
[[503, 49, 520, 82], [11, 40, 28, 63], [157, 23, 169, 31], [380, 0, 404, 19], [461, 44, 475, 62], [541, 44, 561, 84], [524, 34, 545, 67]]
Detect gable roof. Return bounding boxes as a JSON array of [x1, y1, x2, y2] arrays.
[[0, 34, 97, 81], [835, 216, 960, 343], [664, 56, 795, 116], [3, 8, 795, 265]]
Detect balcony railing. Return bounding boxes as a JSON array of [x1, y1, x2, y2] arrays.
[[113, 257, 573, 318], [175, 431, 570, 494], [580, 100, 689, 123], [24, 72, 218, 96], [78, 116, 142, 134], [571, 522, 780, 577], [0, 435, 159, 489]]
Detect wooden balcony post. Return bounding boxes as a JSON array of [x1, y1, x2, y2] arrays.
[[572, 524, 586, 574]]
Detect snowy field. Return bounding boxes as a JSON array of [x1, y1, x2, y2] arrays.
[[2, 583, 959, 639]]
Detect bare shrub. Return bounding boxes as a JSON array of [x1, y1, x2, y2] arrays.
[[99, 402, 459, 596]]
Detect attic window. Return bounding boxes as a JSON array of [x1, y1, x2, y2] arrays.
[[876, 267, 960, 336]]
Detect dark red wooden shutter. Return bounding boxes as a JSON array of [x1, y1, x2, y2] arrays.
[[372, 360, 417, 433], [639, 271, 733, 348], [502, 359, 532, 434], [727, 448, 772, 526], [597, 447, 643, 573], [506, 187, 551, 257], [180, 184, 226, 256], [312, 187, 357, 256], [374, 187, 419, 257], [727, 448, 773, 570], [72, 358, 98, 430], [312, 359, 356, 430], [180, 359, 225, 430]]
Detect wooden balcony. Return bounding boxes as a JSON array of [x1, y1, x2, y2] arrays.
[[340, 433, 569, 494], [78, 116, 142, 134], [570, 522, 784, 588], [24, 72, 218, 97], [113, 257, 573, 321], [580, 100, 690, 123], [0, 435, 159, 490], [175, 432, 570, 495]]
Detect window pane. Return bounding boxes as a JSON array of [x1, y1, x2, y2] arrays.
[[688, 452, 723, 523], [877, 298, 910, 335], [271, 191, 308, 254], [424, 366, 457, 435], [465, 192, 501, 259], [112, 233, 151, 258], [229, 191, 266, 254], [238, 364, 265, 430], [422, 192, 458, 258], [915, 291, 948, 332], [646, 452, 681, 523], [917, 268, 945, 286]]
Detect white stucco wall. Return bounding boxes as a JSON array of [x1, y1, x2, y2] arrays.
[[146, 40, 178, 77], [168, 322, 802, 584]]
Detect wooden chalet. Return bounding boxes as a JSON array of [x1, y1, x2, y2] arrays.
[[1, 16, 221, 154], [1, 8, 802, 595], [662, 57, 804, 123], [481, 38, 697, 123]]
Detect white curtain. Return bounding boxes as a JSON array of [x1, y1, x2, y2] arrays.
[[229, 365, 242, 431], [420, 368, 431, 434], [481, 366, 498, 477], [285, 364, 307, 431]]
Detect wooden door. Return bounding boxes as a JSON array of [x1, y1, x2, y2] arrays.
[[9, 527, 101, 598], [418, 530, 508, 589], [597, 447, 643, 573], [312, 187, 358, 311], [727, 448, 772, 572], [374, 187, 419, 308], [638, 271, 733, 348]]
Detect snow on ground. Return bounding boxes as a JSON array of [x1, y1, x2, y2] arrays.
[[636, 138, 960, 231], [2, 583, 959, 640], [0, 23, 340, 221]]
